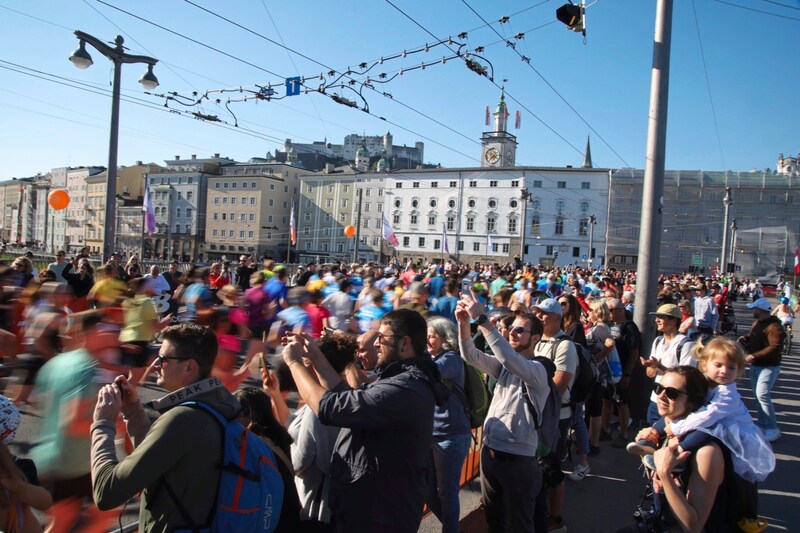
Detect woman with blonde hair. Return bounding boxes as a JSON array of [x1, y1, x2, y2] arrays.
[[585, 300, 617, 452]]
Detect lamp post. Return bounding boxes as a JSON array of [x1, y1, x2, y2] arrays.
[[69, 31, 158, 263], [519, 187, 531, 261]]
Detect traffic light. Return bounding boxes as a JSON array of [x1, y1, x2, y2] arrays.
[[554, 251, 559, 259], [556, 2, 585, 33]]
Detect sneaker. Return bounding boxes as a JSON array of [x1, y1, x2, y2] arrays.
[[626, 441, 657, 456], [764, 427, 781, 442], [568, 463, 590, 481], [588, 444, 601, 456], [547, 515, 567, 532], [642, 454, 684, 473]]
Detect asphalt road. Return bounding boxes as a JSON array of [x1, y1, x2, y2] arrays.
[[421, 297, 799, 532]]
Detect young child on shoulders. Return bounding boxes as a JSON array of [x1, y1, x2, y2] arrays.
[[628, 337, 775, 483]]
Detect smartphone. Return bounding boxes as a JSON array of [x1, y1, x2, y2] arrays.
[[259, 352, 273, 370]]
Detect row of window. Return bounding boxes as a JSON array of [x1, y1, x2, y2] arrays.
[[392, 180, 591, 189], [213, 196, 260, 206], [303, 212, 350, 223], [212, 213, 256, 222], [153, 207, 192, 218], [214, 181, 293, 192], [153, 224, 191, 234], [211, 229, 256, 239], [390, 213, 519, 233], [152, 190, 194, 201], [152, 176, 194, 185]]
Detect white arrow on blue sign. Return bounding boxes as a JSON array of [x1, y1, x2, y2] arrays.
[[285, 77, 301, 96]]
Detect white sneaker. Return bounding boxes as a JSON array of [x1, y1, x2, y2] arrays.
[[568, 463, 590, 481], [764, 428, 781, 442]]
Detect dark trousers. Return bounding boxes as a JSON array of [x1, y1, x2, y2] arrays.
[[480, 446, 542, 533]]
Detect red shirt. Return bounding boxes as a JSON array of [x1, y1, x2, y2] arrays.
[[304, 303, 331, 338]]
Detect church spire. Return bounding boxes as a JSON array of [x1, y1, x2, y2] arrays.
[[582, 135, 593, 168], [493, 90, 508, 133]]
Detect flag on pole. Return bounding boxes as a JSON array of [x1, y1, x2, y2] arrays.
[[382, 215, 399, 247], [515, 110, 521, 129], [143, 178, 156, 236], [443, 223, 450, 254], [289, 199, 297, 245], [794, 246, 799, 276], [487, 233, 493, 254], [485, 106, 490, 126]]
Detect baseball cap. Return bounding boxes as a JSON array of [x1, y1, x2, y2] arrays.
[[649, 304, 682, 320], [746, 298, 771, 312], [0, 395, 20, 445], [531, 298, 562, 317]]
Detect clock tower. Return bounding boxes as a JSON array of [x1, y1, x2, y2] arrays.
[[481, 91, 518, 168]]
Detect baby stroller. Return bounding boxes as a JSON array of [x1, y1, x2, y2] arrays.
[[719, 305, 737, 336]]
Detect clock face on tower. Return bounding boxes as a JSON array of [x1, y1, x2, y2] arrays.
[[485, 147, 500, 164]]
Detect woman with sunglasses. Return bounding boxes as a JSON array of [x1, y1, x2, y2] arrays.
[[632, 366, 738, 532]]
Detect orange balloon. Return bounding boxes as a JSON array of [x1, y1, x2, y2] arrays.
[[48, 189, 70, 210], [344, 225, 356, 238]]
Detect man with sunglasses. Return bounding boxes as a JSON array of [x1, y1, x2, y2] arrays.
[[91, 323, 242, 531], [283, 309, 448, 532], [457, 288, 550, 533], [641, 304, 696, 424]]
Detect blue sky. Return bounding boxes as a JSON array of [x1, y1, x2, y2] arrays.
[[1, 0, 798, 179]]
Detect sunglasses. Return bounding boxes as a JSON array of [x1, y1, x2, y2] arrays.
[[155, 355, 188, 366], [510, 326, 530, 335], [653, 383, 687, 401]]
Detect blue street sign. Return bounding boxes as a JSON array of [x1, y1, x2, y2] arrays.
[[581, 254, 587, 260], [285, 77, 301, 96]]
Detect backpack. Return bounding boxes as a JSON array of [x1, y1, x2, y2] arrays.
[[163, 401, 285, 533], [522, 356, 562, 458], [444, 361, 491, 429], [548, 336, 598, 406]]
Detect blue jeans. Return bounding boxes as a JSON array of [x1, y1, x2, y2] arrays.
[[571, 403, 589, 455], [429, 434, 471, 533], [749, 365, 780, 431]]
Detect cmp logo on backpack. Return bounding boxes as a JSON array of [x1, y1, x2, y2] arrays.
[[262, 493, 273, 530]]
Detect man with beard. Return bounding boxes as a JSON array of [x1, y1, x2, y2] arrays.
[[283, 309, 447, 532], [458, 290, 550, 533]]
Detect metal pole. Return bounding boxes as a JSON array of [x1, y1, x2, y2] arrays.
[[720, 187, 732, 275], [103, 51, 122, 264], [519, 188, 529, 261], [730, 218, 737, 266], [588, 214, 596, 269], [353, 187, 363, 264], [633, 0, 674, 354]]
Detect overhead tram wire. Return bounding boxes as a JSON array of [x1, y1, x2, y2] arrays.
[[458, 0, 631, 168], [0, 3, 73, 30], [0, 60, 289, 145], [710, 0, 800, 21], [383, 0, 587, 162], [756, 0, 800, 11], [95, 1, 486, 161], [690, 0, 725, 169]]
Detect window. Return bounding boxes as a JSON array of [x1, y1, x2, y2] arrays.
[[490, 181, 498, 187], [364, 203, 371, 212], [212, 229, 218, 237], [458, 240, 464, 251], [469, 181, 477, 187], [250, 197, 256, 205], [249, 214, 255, 221], [304, 242, 311, 251], [557, 181, 566, 189], [546, 245, 554, 255], [365, 188, 371, 196], [303, 226, 310, 236], [502, 244, 509, 253], [239, 231, 245, 238], [573, 247, 580, 257], [214, 197, 220, 205], [241, 197, 246, 204], [448, 199, 456, 209], [428, 215, 436, 225], [305, 199, 311, 208], [433, 239, 440, 249], [232, 182, 237, 189], [307, 185, 313, 192], [555, 216, 564, 235], [324, 213, 332, 222], [487, 216, 496, 232], [429, 199, 437, 208], [223, 182, 229, 189], [240, 214, 246, 221], [176, 224, 181, 233], [467, 217, 475, 231], [403, 236, 410, 247], [492, 243, 498, 252], [242, 182, 248, 189], [581, 201, 589, 212], [394, 199, 402, 208], [222, 197, 228, 205], [188, 177, 193, 184], [556, 201, 565, 214], [473, 242, 480, 252], [187, 208, 192, 218], [222, 213, 227, 221], [449, 181, 457, 188], [248, 231, 254, 239], [410, 213, 418, 224], [231, 197, 236, 205], [268, 199, 274, 207], [488, 199, 497, 209], [363, 219, 369, 228], [393, 213, 401, 224], [336, 244, 344, 253], [327, 185, 334, 193], [396, 183, 403, 188], [187, 191, 193, 201], [344, 185, 349, 192], [533, 180, 542, 188], [304, 213, 311, 221], [411, 199, 419, 208], [582, 182, 590, 190], [251, 182, 256, 188], [413, 182, 419, 188], [447, 216, 455, 231], [213, 213, 219, 221], [186, 225, 192, 234], [431, 182, 438, 188], [230, 212, 235, 221], [468, 199, 476, 208], [579, 218, 588, 236], [511, 180, 519, 187], [341, 199, 348, 208], [378, 204, 383, 212], [340, 213, 348, 222], [508, 218, 517, 233], [418, 237, 426, 247], [215, 183, 221, 189], [326, 199, 333, 208], [372, 236, 379, 246]]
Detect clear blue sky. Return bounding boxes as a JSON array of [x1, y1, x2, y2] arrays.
[[1, 0, 798, 180]]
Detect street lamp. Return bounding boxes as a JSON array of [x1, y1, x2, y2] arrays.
[[69, 31, 158, 262]]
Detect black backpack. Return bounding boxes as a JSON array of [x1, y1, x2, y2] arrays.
[[548, 336, 598, 406]]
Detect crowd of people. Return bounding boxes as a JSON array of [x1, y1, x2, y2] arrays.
[[0, 249, 787, 532]]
